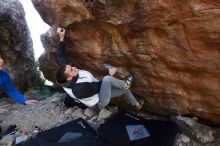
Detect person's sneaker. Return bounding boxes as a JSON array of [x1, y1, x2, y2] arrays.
[[136, 99, 144, 110], [125, 74, 133, 89]]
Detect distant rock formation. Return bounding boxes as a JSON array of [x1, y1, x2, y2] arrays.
[[0, 0, 36, 92], [32, 0, 220, 124]]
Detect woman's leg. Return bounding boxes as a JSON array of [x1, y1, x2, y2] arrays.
[[98, 75, 138, 107], [98, 76, 124, 107], [110, 88, 138, 106]]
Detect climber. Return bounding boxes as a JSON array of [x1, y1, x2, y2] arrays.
[[55, 27, 144, 109], [0, 55, 38, 105]]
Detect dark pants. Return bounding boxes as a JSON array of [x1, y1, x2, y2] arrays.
[[64, 95, 87, 109]]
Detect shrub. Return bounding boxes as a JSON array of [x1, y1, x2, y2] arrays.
[[32, 62, 52, 98]]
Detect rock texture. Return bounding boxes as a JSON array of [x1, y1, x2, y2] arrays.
[[32, 0, 220, 124], [0, 0, 36, 92]]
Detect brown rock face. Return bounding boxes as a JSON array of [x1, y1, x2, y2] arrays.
[[32, 0, 220, 124], [0, 0, 36, 92]]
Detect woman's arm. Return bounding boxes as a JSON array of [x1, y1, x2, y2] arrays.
[[56, 28, 68, 65], [1, 72, 26, 104], [1, 71, 38, 105]]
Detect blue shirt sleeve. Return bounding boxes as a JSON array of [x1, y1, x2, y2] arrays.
[[0, 71, 26, 104]]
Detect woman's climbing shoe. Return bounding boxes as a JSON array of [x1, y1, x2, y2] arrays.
[[136, 99, 144, 110], [125, 74, 133, 89]]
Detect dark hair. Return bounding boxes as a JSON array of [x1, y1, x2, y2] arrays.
[[56, 65, 68, 83]]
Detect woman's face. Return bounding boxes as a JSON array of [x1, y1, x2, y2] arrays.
[[0, 57, 4, 69]]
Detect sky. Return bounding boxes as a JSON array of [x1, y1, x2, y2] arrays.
[[19, 0, 50, 60]]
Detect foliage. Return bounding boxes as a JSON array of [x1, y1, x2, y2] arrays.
[[32, 63, 52, 97]]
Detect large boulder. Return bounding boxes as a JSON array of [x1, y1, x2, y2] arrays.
[[0, 0, 36, 92], [32, 0, 220, 124]]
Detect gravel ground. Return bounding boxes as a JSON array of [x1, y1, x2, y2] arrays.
[[1, 93, 72, 132]]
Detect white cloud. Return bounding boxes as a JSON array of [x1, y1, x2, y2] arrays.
[[19, 0, 50, 59]]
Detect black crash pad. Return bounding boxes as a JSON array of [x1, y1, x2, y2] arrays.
[[97, 111, 179, 146]]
